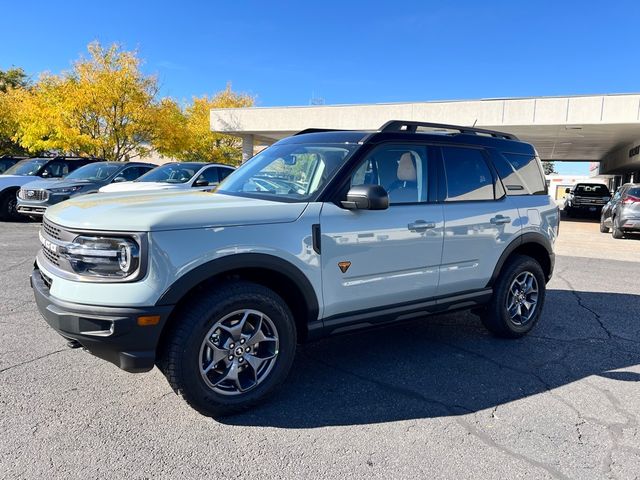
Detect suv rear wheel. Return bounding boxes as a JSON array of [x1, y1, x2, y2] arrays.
[[158, 281, 296, 417], [611, 215, 625, 239], [480, 255, 546, 338]]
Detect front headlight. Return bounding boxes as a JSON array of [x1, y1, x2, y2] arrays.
[[50, 186, 83, 194], [62, 236, 140, 278]]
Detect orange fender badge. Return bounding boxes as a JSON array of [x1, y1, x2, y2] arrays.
[[338, 261, 351, 273]]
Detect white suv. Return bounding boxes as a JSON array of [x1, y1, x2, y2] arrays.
[[98, 162, 234, 193], [31, 121, 559, 417]]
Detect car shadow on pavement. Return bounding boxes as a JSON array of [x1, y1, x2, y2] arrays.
[[221, 289, 640, 428]]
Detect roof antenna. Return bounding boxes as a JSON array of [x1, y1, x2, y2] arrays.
[[472, 118, 478, 127]]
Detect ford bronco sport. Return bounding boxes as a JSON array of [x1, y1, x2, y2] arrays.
[[31, 121, 559, 417]]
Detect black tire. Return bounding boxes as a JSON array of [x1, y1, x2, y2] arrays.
[[564, 207, 573, 217], [157, 281, 297, 417], [0, 191, 21, 221], [612, 216, 624, 239], [480, 255, 546, 339], [599, 215, 610, 233]]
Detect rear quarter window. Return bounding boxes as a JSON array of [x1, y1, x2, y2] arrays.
[[491, 152, 546, 195]]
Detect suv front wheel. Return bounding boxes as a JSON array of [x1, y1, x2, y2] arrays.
[[158, 281, 297, 417], [480, 255, 546, 338]]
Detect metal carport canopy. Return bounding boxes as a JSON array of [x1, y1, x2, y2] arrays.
[[211, 94, 640, 168]]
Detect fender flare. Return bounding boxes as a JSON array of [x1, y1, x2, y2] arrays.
[[155, 252, 319, 323], [487, 232, 554, 287]]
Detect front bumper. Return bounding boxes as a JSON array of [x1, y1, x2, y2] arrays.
[[17, 195, 69, 217], [568, 203, 605, 212], [31, 267, 173, 372], [17, 204, 47, 216]]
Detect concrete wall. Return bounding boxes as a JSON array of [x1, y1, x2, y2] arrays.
[[211, 94, 640, 136]]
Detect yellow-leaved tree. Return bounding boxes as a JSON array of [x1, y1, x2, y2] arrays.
[[12, 42, 181, 161], [0, 68, 30, 155], [160, 85, 254, 165]]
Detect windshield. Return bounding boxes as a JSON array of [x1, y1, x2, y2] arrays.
[[136, 163, 202, 184], [218, 143, 359, 201], [65, 162, 121, 181], [3, 159, 48, 176]]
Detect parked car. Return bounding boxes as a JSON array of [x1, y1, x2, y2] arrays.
[[31, 120, 558, 417], [98, 162, 235, 193], [0, 156, 99, 220], [563, 183, 611, 217], [16, 161, 155, 219], [0, 156, 26, 174], [600, 183, 640, 238]]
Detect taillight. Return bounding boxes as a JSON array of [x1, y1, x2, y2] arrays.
[[622, 195, 640, 205]]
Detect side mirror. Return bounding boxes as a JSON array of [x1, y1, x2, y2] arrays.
[[113, 176, 127, 183], [565, 188, 571, 194], [193, 180, 209, 187], [341, 185, 389, 210]]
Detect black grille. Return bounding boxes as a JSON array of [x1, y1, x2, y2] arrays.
[[19, 189, 48, 201], [40, 270, 53, 289], [42, 247, 60, 266], [42, 219, 61, 240]]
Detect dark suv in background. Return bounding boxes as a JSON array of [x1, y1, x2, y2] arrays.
[[600, 183, 640, 238], [0, 156, 100, 220], [563, 183, 611, 217], [0, 156, 26, 174], [17, 161, 154, 219]]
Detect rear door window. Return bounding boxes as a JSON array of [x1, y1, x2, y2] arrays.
[[442, 147, 495, 201]]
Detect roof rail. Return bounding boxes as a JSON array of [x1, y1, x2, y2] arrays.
[[293, 128, 347, 136], [380, 120, 518, 140]]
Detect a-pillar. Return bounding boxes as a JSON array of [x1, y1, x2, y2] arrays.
[[241, 135, 254, 163]]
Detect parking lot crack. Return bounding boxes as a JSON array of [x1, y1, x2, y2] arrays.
[[0, 349, 66, 374], [555, 271, 620, 340]]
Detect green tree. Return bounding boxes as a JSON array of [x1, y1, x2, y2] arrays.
[[542, 161, 557, 175]]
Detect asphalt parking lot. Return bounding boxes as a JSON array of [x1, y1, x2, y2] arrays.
[[1, 217, 639, 479]]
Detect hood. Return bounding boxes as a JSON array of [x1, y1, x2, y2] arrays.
[[0, 175, 46, 191], [20, 178, 96, 191], [99, 181, 185, 193], [44, 190, 308, 232]]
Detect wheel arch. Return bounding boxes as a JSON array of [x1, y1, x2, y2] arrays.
[[487, 233, 554, 286], [156, 253, 320, 343]]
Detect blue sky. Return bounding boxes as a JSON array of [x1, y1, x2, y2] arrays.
[[3, 0, 639, 174]]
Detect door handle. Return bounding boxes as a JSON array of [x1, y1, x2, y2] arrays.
[[408, 220, 436, 231], [490, 215, 511, 225]]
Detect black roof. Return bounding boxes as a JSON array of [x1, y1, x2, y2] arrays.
[[279, 120, 533, 155]]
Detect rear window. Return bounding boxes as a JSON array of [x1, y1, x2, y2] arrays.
[[627, 187, 640, 197], [575, 184, 609, 195], [491, 152, 546, 195]]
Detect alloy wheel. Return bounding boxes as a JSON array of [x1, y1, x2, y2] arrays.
[[199, 309, 279, 396], [506, 271, 539, 325]]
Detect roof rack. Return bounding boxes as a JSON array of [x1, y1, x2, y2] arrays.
[[380, 120, 518, 140], [293, 128, 348, 136]]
